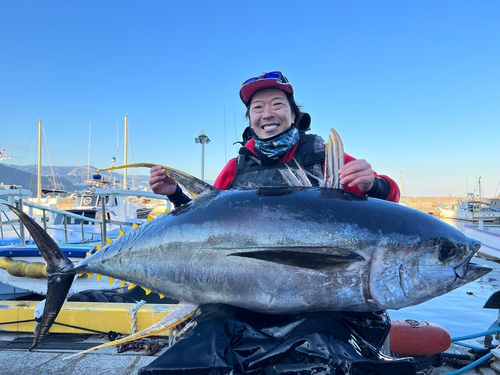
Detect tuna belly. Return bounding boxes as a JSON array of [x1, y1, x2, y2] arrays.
[[131, 252, 374, 314]]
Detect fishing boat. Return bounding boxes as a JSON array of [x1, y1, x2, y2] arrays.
[[0, 179, 171, 299], [439, 200, 500, 221], [439, 178, 500, 222], [464, 223, 500, 260], [0, 185, 33, 245]]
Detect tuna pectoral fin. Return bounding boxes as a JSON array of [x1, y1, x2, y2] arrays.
[[230, 248, 364, 270], [64, 303, 199, 360], [95, 163, 217, 198], [3, 204, 76, 350], [321, 128, 345, 189]]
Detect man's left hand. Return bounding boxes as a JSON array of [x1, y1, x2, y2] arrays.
[[339, 159, 375, 192]]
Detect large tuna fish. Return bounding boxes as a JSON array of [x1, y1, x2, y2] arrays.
[[4, 129, 491, 353], [5, 181, 490, 351]]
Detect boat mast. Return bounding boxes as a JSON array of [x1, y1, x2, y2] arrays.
[[400, 171, 403, 197], [479, 177, 482, 212], [124, 115, 128, 190], [87, 122, 91, 182], [38, 120, 42, 203]]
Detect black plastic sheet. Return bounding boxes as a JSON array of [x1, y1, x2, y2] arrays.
[[140, 304, 415, 375]]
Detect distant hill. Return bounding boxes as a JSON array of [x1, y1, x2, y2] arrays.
[[0, 164, 151, 192], [0, 164, 78, 193]]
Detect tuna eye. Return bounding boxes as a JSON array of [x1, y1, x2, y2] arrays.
[[439, 241, 456, 261]]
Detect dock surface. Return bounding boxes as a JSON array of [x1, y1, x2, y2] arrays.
[[0, 332, 167, 375], [1, 332, 500, 374]]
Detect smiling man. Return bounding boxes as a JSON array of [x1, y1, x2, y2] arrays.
[[149, 71, 400, 205]]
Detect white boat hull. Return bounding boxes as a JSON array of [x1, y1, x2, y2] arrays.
[[464, 225, 500, 260]]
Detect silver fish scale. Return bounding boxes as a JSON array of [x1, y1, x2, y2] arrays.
[[75, 187, 489, 313]]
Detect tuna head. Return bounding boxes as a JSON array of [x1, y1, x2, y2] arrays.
[[368, 226, 489, 310]]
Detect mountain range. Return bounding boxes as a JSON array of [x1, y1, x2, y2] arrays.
[[0, 163, 150, 193]]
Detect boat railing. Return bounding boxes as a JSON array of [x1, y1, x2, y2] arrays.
[[1, 189, 171, 247]]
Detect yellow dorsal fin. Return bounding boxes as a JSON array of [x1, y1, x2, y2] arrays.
[[96, 274, 103, 282], [106, 238, 112, 245], [147, 216, 154, 222], [127, 283, 137, 290], [159, 294, 165, 299], [143, 288, 152, 295], [93, 163, 216, 199], [121, 281, 127, 288], [119, 230, 125, 238], [87, 273, 94, 280], [132, 223, 140, 230], [96, 245, 102, 252], [109, 277, 115, 285], [85, 252, 92, 259]]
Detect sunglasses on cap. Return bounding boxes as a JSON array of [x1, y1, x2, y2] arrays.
[[242, 71, 290, 86], [240, 71, 294, 105]]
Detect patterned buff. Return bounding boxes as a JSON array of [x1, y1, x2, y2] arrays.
[[254, 126, 300, 164]]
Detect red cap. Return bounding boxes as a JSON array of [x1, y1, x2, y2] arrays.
[[239, 72, 294, 105]]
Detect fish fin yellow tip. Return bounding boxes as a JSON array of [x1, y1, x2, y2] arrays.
[[106, 238, 112, 245], [127, 283, 137, 290], [119, 230, 125, 238], [109, 277, 115, 285], [96, 274, 103, 282], [121, 281, 127, 288], [132, 223, 140, 230]]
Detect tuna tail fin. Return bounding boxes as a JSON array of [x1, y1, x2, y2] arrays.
[[3, 203, 76, 350], [95, 163, 217, 199]]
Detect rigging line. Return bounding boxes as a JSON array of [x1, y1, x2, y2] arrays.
[[17, 126, 38, 167], [42, 126, 62, 190], [116, 122, 120, 165], [128, 134, 138, 188], [224, 105, 227, 163], [87, 122, 91, 179], [234, 110, 238, 153]]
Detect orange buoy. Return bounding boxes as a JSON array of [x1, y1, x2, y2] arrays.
[[390, 319, 451, 356]]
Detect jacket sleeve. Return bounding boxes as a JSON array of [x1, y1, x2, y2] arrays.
[[214, 158, 238, 190], [343, 154, 401, 203]]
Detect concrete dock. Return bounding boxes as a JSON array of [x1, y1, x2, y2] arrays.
[[1, 331, 499, 374], [0, 332, 168, 374]]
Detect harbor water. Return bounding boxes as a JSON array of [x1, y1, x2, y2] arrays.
[[390, 217, 500, 339]]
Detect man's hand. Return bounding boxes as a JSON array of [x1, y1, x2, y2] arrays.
[[339, 159, 375, 192], [149, 166, 178, 196]]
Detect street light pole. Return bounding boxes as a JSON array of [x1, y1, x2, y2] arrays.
[[195, 130, 211, 181]]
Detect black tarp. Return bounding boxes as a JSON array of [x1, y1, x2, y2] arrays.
[[140, 305, 415, 375]]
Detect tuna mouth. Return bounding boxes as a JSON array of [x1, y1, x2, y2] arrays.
[[453, 253, 476, 278], [454, 242, 484, 279], [457, 261, 492, 279]]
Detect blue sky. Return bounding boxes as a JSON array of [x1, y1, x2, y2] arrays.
[[1, 1, 498, 197]]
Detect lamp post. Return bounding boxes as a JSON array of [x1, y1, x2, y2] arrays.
[[195, 130, 210, 181]]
